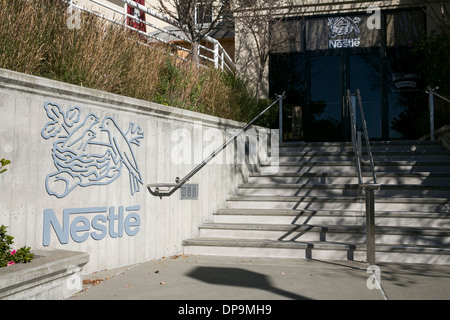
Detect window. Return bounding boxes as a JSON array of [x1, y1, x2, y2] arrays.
[[126, 0, 146, 33], [386, 9, 426, 47], [197, 1, 213, 24], [178, 0, 213, 25]]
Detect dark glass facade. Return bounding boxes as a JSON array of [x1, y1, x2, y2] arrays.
[[269, 8, 427, 142]]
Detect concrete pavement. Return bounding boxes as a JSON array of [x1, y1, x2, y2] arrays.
[[68, 254, 450, 300]]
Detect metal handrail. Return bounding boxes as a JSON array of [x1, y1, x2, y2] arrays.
[[147, 92, 286, 198], [347, 90, 363, 185], [356, 90, 377, 185], [427, 86, 450, 103], [426, 86, 450, 141], [346, 89, 378, 185], [346, 89, 380, 265]]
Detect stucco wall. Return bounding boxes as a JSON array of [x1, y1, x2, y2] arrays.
[[0, 68, 255, 274]]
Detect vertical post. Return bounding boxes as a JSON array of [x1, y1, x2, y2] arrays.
[[429, 90, 435, 141], [197, 43, 200, 67], [351, 95, 357, 127], [278, 94, 283, 144], [365, 187, 376, 265], [124, 2, 128, 25], [213, 42, 219, 69], [357, 131, 362, 161]]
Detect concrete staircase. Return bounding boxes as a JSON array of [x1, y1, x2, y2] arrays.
[[183, 141, 450, 265]]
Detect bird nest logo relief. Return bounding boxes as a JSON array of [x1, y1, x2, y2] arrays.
[[41, 102, 144, 198]]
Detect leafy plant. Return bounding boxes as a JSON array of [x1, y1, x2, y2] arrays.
[[0, 225, 34, 268], [0, 158, 10, 174]]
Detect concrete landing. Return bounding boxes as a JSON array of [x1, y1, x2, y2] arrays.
[[68, 255, 450, 300]]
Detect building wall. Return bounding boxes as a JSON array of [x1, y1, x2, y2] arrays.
[[0, 68, 256, 274], [74, 0, 171, 30], [234, 0, 448, 98]]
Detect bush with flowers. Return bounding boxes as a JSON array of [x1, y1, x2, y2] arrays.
[[0, 225, 34, 268], [1, 158, 34, 267]]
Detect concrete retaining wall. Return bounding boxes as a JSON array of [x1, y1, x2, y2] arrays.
[[0, 68, 258, 274], [0, 249, 89, 300]]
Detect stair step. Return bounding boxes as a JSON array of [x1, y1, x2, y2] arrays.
[[238, 183, 359, 196], [237, 183, 450, 197], [279, 140, 445, 153], [265, 161, 450, 173], [226, 195, 450, 212], [183, 238, 450, 265], [213, 209, 450, 228], [183, 237, 365, 261], [183, 140, 450, 265], [248, 171, 450, 185], [279, 150, 450, 156], [279, 150, 450, 162], [197, 223, 450, 245]]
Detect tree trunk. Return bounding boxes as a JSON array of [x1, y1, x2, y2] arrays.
[[191, 41, 200, 67]]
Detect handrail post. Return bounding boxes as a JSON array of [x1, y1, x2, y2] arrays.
[[351, 95, 357, 127], [278, 93, 283, 144], [347, 90, 363, 185], [357, 131, 362, 160], [426, 86, 450, 141], [364, 185, 377, 265], [429, 88, 435, 141]]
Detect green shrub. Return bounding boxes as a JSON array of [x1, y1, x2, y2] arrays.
[[0, 225, 34, 268]]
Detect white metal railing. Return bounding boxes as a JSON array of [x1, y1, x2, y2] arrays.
[[67, 0, 235, 72]]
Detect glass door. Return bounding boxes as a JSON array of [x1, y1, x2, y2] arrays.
[[308, 54, 343, 141], [306, 50, 381, 142], [349, 53, 382, 139]]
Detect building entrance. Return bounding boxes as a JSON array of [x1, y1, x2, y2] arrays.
[[269, 8, 428, 142], [308, 49, 381, 142]]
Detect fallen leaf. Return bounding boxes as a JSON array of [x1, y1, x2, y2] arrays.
[[83, 278, 104, 286]]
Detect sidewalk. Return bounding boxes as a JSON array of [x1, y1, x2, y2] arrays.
[[68, 254, 450, 300]]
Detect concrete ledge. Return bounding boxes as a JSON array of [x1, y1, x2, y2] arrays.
[[0, 68, 246, 130], [0, 249, 89, 300]]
